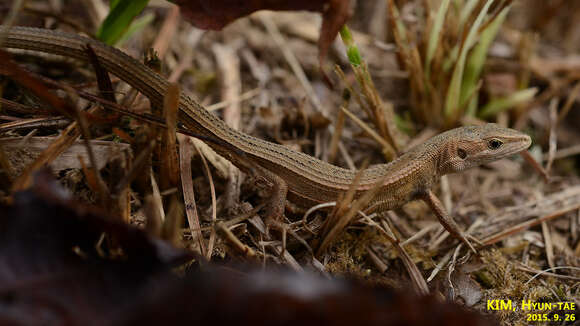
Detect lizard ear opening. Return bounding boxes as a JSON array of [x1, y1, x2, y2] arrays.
[[457, 148, 467, 159]]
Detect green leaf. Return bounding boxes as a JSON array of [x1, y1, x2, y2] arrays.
[[425, 0, 450, 78], [463, 5, 510, 116], [97, 0, 150, 45], [339, 26, 362, 66], [478, 88, 537, 118], [346, 47, 362, 67], [115, 12, 155, 46], [444, 0, 494, 119], [339, 25, 354, 45]]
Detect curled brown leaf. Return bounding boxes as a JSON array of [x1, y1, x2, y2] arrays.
[[174, 0, 352, 64]]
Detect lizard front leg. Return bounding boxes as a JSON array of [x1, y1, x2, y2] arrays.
[[420, 190, 477, 253], [219, 149, 290, 249]]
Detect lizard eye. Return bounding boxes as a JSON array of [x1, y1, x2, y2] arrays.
[[457, 148, 467, 159], [488, 139, 503, 150]]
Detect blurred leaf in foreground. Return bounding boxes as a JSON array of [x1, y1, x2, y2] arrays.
[[172, 0, 352, 64]]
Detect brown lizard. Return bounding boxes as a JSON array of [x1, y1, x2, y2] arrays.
[[1, 27, 532, 252]]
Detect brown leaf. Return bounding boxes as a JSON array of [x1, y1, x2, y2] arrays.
[[0, 172, 496, 326], [120, 267, 498, 326], [0, 171, 193, 325], [174, 0, 353, 63]]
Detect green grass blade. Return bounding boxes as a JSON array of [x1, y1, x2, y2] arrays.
[[389, 1, 409, 45], [444, 0, 494, 119], [478, 87, 537, 118], [116, 12, 155, 46], [459, 0, 479, 30], [463, 5, 510, 116], [97, 0, 150, 45], [425, 0, 450, 78], [339, 26, 362, 67]]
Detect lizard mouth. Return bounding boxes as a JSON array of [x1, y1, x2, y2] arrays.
[[508, 133, 532, 153]]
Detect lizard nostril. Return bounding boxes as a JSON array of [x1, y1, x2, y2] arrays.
[[457, 148, 467, 159], [523, 135, 532, 148]]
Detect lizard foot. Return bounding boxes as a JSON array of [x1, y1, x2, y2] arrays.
[[265, 218, 289, 256]]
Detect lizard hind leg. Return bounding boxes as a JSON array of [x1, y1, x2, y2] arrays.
[[252, 168, 288, 225], [244, 163, 314, 257], [253, 168, 290, 253]]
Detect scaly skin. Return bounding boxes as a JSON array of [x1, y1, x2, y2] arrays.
[[1, 27, 532, 251]]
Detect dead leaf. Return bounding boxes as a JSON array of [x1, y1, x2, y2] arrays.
[[121, 267, 498, 326], [174, 0, 353, 64], [0, 172, 496, 326], [0, 171, 192, 325], [0, 137, 131, 176]]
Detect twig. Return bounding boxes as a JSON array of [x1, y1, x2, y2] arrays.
[[520, 150, 549, 182], [520, 265, 580, 284], [401, 223, 438, 247], [152, 4, 180, 59], [213, 42, 242, 212], [217, 222, 256, 257], [168, 27, 204, 82], [207, 88, 261, 111], [337, 142, 356, 171], [542, 144, 580, 161], [366, 246, 389, 273], [259, 12, 323, 112], [557, 80, 580, 122], [193, 141, 218, 260], [341, 106, 395, 155], [541, 221, 555, 269], [0, 0, 23, 45], [328, 105, 346, 163], [546, 98, 558, 173], [178, 134, 207, 255], [481, 203, 580, 246]]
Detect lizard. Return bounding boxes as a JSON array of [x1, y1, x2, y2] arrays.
[[0, 27, 532, 252]]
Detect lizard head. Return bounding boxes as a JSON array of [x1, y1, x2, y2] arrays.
[[438, 124, 532, 174]]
